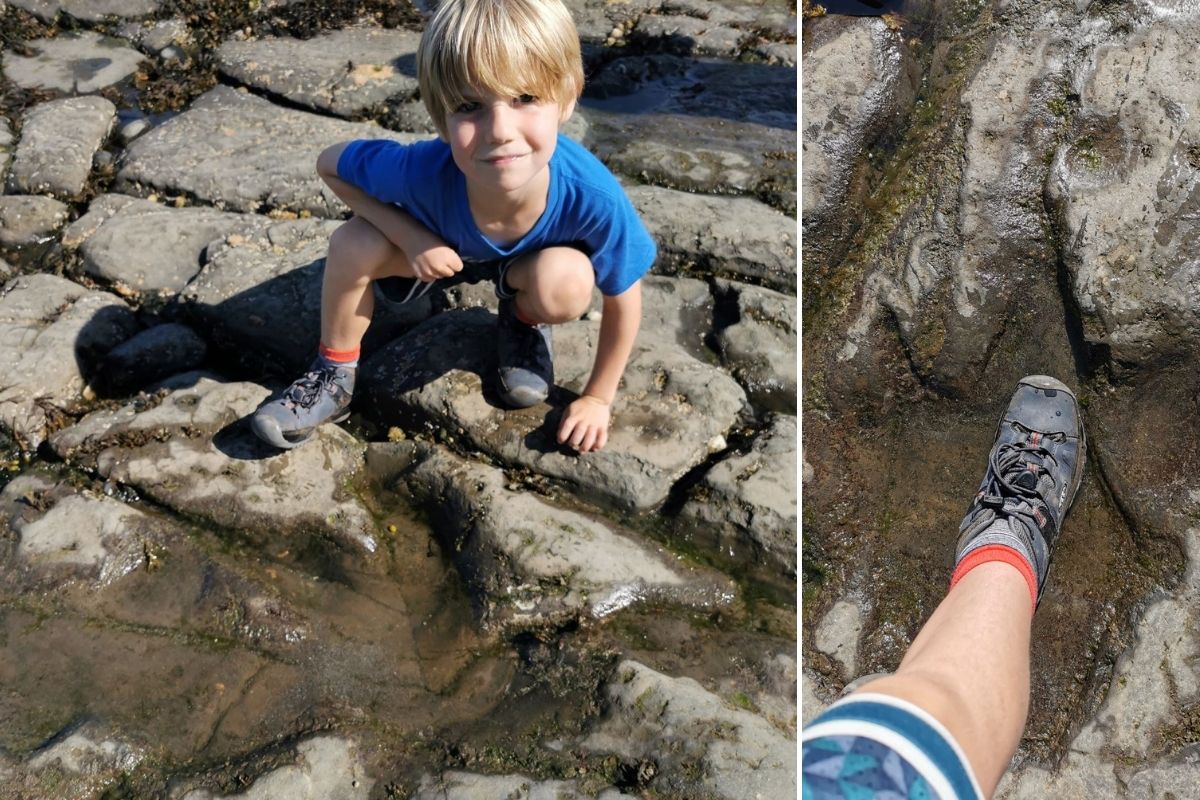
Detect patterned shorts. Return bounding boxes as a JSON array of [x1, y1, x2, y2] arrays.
[[802, 693, 983, 800]]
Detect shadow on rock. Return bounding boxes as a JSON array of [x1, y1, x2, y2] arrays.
[[211, 416, 284, 461]]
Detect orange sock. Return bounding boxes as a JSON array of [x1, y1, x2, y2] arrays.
[[318, 343, 360, 365], [949, 544, 1039, 612]]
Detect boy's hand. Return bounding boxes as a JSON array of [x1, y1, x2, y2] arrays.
[[558, 395, 611, 453], [409, 239, 463, 282]]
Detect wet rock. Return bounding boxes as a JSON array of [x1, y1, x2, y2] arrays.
[[175, 736, 372, 799], [180, 218, 433, 376], [8, 0, 161, 22], [391, 442, 736, 629], [97, 323, 208, 394], [813, 599, 862, 678], [802, 17, 917, 241], [48, 374, 380, 555], [119, 17, 191, 53], [0, 274, 138, 449], [360, 305, 748, 512], [413, 771, 635, 799], [800, 669, 828, 726], [584, 57, 795, 210], [0, 474, 153, 587], [117, 86, 424, 216], [0, 195, 69, 247], [1, 31, 146, 93], [714, 279, 796, 410], [0, 720, 146, 799], [1047, 22, 1200, 368], [679, 414, 797, 581], [387, 98, 440, 134], [634, 14, 748, 57], [0, 116, 11, 185], [117, 113, 153, 144], [755, 41, 796, 67], [217, 27, 422, 118], [713, 651, 797, 736], [627, 185, 796, 291], [72, 195, 268, 296], [6, 96, 116, 199], [582, 660, 796, 800]]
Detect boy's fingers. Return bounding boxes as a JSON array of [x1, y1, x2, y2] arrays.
[[581, 429, 598, 452], [557, 415, 575, 444]]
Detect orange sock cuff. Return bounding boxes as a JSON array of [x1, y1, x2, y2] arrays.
[[318, 343, 361, 363], [513, 303, 540, 326], [950, 544, 1039, 613]]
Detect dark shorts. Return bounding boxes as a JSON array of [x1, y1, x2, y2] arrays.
[[802, 694, 983, 800], [375, 257, 517, 305]]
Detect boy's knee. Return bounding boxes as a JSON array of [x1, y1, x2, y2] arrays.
[[328, 217, 394, 274], [527, 249, 594, 323]]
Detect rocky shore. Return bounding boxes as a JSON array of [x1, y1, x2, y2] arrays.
[[0, 0, 797, 797], [804, 0, 1200, 795]]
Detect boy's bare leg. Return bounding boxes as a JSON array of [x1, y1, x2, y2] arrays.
[[854, 560, 1031, 796], [320, 216, 417, 351], [503, 246, 595, 324]]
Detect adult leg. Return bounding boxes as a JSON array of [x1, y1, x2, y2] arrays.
[[854, 561, 1031, 796], [804, 376, 1085, 799]]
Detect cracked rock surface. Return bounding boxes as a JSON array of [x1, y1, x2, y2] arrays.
[[0, 1, 794, 796]]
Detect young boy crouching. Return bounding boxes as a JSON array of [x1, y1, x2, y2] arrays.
[[251, 0, 656, 454]]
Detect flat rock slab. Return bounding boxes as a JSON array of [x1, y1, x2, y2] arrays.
[[8, 0, 160, 22], [0, 473, 155, 588], [117, 85, 424, 216], [1, 31, 145, 93], [70, 194, 269, 296], [715, 279, 796, 411], [217, 26, 422, 117], [584, 56, 795, 211], [6, 95, 115, 198], [413, 771, 634, 799], [680, 413, 797, 581], [175, 737, 372, 799], [0, 273, 138, 449], [1048, 22, 1200, 367], [583, 660, 796, 800], [628, 183, 796, 292], [635, 13, 749, 57], [391, 443, 737, 629], [180, 217, 433, 376], [802, 17, 917, 233], [49, 374, 381, 555], [118, 18, 190, 53], [0, 194, 69, 246], [999, 525, 1200, 796], [360, 304, 748, 512]]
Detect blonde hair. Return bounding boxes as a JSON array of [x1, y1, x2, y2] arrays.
[[417, 0, 584, 138]]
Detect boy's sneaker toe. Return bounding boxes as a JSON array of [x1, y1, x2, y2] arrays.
[[496, 298, 553, 408], [250, 362, 355, 450]]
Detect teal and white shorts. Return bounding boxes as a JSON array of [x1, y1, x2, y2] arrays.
[[802, 693, 984, 800]]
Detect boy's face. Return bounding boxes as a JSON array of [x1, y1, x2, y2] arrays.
[[444, 88, 575, 200]]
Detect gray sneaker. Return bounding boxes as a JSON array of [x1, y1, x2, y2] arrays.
[[496, 297, 553, 408], [955, 375, 1087, 604], [251, 361, 355, 449]]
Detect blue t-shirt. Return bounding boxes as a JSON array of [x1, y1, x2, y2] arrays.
[[337, 135, 656, 296]]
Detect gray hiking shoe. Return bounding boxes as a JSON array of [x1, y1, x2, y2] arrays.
[[496, 297, 553, 408], [251, 361, 355, 449], [955, 375, 1087, 604]]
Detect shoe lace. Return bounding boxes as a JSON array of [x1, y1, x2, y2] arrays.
[[980, 436, 1060, 508], [282, 368, 339, 410]]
